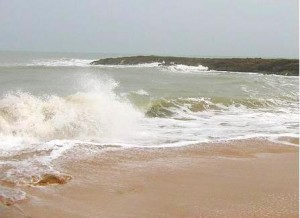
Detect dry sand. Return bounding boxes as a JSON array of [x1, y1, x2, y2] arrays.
[[0, 139, 298, 218]]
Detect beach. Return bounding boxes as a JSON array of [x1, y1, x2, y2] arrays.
[[1, 138, 298, 218], [0, 52, 298, 217], [0, 0, 299, 216]]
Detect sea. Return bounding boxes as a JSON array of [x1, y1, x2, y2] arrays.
[[0, 51, 298, 202]]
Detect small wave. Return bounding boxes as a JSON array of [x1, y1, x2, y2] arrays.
[[27, 58, 94, 67], [164, 64, 209, 72], [0, 59, 94, 67], [145, 97, 296, 118], [133, 89, 149, 96], [0, 60, 162, 68]]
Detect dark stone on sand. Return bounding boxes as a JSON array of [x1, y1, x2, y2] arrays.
[[91, 56, 299, 76], [32, 174, 72, 186]]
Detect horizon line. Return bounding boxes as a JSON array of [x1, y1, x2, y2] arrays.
[[0, 49, 298, 60]]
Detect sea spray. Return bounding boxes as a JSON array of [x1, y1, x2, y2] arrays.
[[0, 76, 143, 148]]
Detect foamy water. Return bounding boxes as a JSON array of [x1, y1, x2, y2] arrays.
[[0, 52, 298, 200]]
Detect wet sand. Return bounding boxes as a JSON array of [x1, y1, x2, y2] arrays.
[[1, 139, 298, 218]]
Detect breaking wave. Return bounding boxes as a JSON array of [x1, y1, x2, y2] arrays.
[[0, 79, 143, 148], [0, 88, 298, 149]]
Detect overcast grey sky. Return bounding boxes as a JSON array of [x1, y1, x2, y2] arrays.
[[0, 0, 298, 58]]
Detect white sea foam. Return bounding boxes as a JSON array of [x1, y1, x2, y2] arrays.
[[133, 89, 149, 96], [0, 186, 26, 205]]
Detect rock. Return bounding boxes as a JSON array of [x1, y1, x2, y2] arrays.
[[32, 174, 72, 186], [90, 56, 299, 76]]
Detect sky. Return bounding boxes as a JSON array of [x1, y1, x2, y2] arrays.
[[0, 0, 298, 58]]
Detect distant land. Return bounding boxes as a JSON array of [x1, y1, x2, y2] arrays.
[[91, 56, 299, 76]]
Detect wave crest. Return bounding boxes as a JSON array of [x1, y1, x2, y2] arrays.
[[0, 89, 142, 147]]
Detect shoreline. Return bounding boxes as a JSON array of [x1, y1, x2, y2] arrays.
[[0, 138, 298, 217], [90, 56, 299, 76]]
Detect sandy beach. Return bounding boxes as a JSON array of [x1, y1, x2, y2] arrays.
[[0, 139, 298, 218], [0, 0, 298, 217]]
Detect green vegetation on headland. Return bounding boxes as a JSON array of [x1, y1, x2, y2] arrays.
[[91, 56, 299, 76]]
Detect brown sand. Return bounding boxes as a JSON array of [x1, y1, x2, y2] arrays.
[[0, 139, 298, 218]]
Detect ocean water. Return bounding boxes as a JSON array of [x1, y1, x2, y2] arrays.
[[0, 51, 298, 191]]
